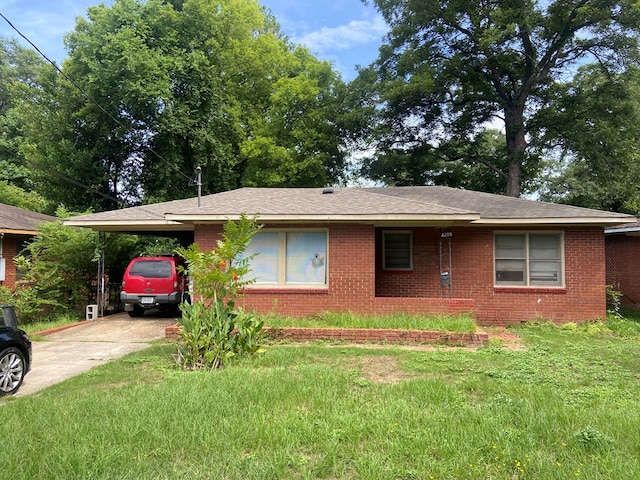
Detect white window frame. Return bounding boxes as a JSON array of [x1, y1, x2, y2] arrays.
[[494, 232, 565, 287], [382, 230, 413, 271], [243, 229, 328, 288]]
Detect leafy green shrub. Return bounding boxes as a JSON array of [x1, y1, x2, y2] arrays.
[[573, 426, 613, 451], [174, 215, 263, 370], [175, 296, 264, 369], [4, 207, 142, 323], [0, 282, 65, 323], [606, 284, 623, 318]]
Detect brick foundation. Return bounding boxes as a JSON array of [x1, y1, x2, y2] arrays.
[[165, 323, 488, 346]]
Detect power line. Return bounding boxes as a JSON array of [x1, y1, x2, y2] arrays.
[[0, 143, 124, 207], [0, 143, 174, 220], [0, 10, 196, 186]]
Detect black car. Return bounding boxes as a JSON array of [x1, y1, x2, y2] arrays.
[[0, 325, 32, 396]]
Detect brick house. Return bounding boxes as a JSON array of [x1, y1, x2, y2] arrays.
[[605, 221, 640, 309], [65, 187, 633, 326], [0, 203, 55, 290]]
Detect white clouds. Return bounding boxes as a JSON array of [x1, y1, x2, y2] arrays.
[[0, 0, 103, 63], [295, 15, 388, 54], [2, 0, 386, 79]]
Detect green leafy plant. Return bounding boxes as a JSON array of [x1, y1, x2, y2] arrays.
[[6, 207, 141, 323], [174, 214, 263, 370], [606, 284, 623, 318], [573, 426, 614, 451]]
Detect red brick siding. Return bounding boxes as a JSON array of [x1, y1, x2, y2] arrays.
[[606, 234, 640, 308], [459, 227, 606, 326], [193, 224, 606, 326], [375, 228, 442, 297], [0, 235, 19, 290]]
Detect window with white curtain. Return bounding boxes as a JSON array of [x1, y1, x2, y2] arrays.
[[241, 230, 327, 286]]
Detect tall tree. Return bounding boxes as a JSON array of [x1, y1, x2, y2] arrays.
[[0, 37, 50, 211], [18, 0, 347, 211], [537, 65, 640, 212], [357, 0, 640, 196]]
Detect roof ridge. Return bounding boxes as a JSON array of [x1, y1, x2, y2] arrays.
[[359, 186, 478, 215]]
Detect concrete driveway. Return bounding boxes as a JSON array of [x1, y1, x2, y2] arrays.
[[15, 312, 177, 397]]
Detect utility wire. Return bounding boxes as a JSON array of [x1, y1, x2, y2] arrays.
[[0, 142, 170, 219], [0, 143, 124, 207], [0, 10, 196, 188]]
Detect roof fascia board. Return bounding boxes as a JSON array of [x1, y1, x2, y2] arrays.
[[165, 213, 482, 223], [62, 221, 192, 232], [473, 218, 631, 225], [0, 229, 38, 235], [63, 219, 185, 227], [604, 226, 640, 235]]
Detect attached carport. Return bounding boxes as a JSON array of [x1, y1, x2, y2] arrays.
[[64, 200, 197, 318]]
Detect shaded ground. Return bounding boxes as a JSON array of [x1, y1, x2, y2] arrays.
[[13, 313, 175, 397]]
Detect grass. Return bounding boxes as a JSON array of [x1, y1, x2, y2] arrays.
[[2, 313, 640, 479], [20, 314, 85, 336], [17, 311, 477, 336], [261, 311, 477, 333]]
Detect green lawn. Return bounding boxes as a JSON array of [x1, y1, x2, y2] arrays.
[[2, 314, 640, 479]]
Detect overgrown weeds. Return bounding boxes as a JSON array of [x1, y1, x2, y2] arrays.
[[2, 315, 640, 478], [262, 311, 477, 332]]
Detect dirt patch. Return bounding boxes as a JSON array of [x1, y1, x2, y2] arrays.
[[487, 331, 527, 350], [355, 355, 415, 385]]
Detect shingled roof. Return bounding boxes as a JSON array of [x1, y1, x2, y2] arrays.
[[605, 219, 640, 235], [64, 186, 634, 232], [0, 203, 55, 235], [65, 186, 636, 231]]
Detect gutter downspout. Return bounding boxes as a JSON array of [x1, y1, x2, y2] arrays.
[[0, 232, 4, 284]]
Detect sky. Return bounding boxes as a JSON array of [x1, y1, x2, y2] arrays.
[[0, 0, 388, 81]]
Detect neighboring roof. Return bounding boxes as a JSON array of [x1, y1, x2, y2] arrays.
[[605, 220, 640, 236], [63, 186, 635, 232], [0, 203, 55, 235]]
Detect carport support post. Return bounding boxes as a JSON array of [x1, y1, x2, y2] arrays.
[[97, 232, 106, 318]]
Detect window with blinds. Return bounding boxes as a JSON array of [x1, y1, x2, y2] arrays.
[[495, 233, 563, 287]]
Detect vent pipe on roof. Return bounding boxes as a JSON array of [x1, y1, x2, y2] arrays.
[[322, 188, 334, 194]]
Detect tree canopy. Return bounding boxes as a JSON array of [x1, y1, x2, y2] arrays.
[[0, 37, 51, 212], [16, 0, 348, 212], [356, 0, 640, 198], [537, 65, 640, 212]]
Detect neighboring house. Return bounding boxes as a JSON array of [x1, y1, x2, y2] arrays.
[[0, 203, 55, 290], [64, 187, 634, 326], [605, 221, 640, 309]]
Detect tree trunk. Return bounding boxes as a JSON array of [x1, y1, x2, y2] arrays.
[[504, 106, 527, 197]]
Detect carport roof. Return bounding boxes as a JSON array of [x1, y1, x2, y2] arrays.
[[63, 186, 635, 232]]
